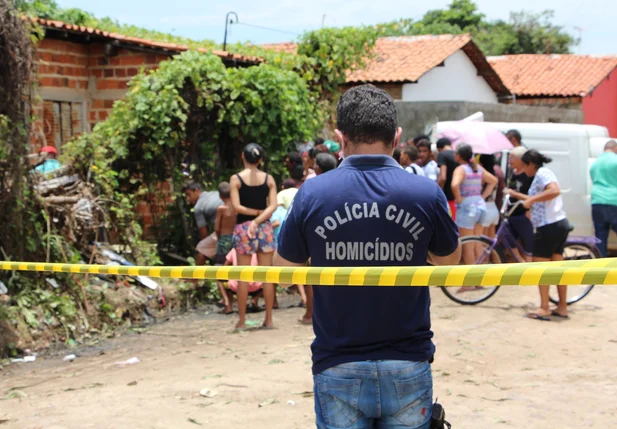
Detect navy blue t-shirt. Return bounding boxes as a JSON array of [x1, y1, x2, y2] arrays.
[[277, 155, 459, 375]]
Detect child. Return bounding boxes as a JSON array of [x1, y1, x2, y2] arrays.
[[270, 184, 292, 245], [276, 178, 298, 211], [214, 181, 236, 263], [218, 248, 263, 315]]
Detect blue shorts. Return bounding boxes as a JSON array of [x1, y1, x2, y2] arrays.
[[456, 196, 486, 230], [480, 201, 499, 227], [314, 360, 432, 429]]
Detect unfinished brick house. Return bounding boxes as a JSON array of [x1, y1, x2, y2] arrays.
[[31, 18, 259, 154]]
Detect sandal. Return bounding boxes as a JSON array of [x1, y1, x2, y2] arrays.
[[526, 312, 551, 321], [551, 310, 569, 319]]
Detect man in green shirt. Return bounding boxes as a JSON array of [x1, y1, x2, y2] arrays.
[[590, 140, 617, 256]]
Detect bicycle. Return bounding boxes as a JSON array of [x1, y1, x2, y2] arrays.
[[440, 195, 602, 305]]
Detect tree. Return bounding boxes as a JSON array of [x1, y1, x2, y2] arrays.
[[374, 0, 578, 55], [421, 0, 484, 31], [475, 11, 577, 55]]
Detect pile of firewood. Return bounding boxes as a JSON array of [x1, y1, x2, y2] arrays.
[[33, 165, 107, 248]]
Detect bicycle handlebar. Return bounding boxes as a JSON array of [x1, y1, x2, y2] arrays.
[[500, 194, 524, 218]]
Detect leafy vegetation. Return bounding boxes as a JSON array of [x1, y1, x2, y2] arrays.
[[375, 0, 578, 55], [49, 9, 376, 254], [16, 0, 218, 49]]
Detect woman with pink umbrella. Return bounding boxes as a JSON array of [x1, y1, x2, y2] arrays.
[[437, 120, 514, 155]]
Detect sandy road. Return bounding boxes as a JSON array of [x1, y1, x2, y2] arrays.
[[2, 284, 617, 429]]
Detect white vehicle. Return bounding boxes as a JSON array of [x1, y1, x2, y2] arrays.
[[432, 117, 617, 251]]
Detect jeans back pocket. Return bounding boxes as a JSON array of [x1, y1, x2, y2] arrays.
[[315, 374, 363, 428], [392, 366, 433, 427]]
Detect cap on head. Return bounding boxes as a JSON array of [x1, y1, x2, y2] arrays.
[[41, 146, 58, 156], [323, 140, 340, 153]]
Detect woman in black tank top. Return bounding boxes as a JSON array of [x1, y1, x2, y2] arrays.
[[230, 143, 278, 330]]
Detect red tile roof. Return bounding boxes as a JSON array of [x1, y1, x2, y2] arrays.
[[488, 54, 617, 97], [261, 35, 509, 95], [259, 42, 298, 54], [32, 17, 261, 64]]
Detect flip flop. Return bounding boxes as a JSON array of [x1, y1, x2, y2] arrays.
[[526, 312, 551, 321], [260, 325, 277, 330], [551, 310, 569, 319]]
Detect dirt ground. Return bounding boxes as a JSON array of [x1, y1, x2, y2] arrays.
[[1, 284, 617, 429]]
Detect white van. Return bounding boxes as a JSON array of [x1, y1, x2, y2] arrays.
[[432, 119, 617, 251]]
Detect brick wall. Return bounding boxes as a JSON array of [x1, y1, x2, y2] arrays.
[[86, 45, 168, 128], [37, 39, 90, 90], [32, 38, 172, 150], [30, 37, 177, 236]]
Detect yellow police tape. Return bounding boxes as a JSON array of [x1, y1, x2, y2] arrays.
[[1, 258, 617, 286]]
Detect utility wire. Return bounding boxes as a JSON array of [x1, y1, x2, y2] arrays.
[[234, 21, 299, 36]]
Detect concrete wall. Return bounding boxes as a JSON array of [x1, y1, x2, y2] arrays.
[[401, 50, 498, 104], [582, 68, 617, 137], [395, 100, 584, 142]]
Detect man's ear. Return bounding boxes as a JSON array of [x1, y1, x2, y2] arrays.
[[335, 129, 345, 152], [393, 127, 403, 148]]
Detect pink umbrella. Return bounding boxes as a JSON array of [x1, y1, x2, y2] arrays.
[[437, 121, 513, 154]]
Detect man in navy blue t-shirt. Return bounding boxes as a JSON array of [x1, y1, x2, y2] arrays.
[[275, 85, 460, 429]]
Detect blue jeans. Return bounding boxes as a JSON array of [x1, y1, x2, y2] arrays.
[[313, 360, 432, 429], [592, 204, 617, 257]]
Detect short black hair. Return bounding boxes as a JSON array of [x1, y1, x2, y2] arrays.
[[521, 149, 552, 168], [336, 84, 397, 146], [415, 139, 431, 150], [315, 153, 338, 174], [314, 137, 325, 146], [282, 178, 297, 189], [403, 146, 419, 162], [182, 181, 201, 192], [478, 154, 496, 176], [290, 163, 304, 180], [286, 151, 302, 165], [506, 129, 522, 142], [392, 147, 402, 163], [218, 181, 231, 198], [413, 134, 430, 144], [436, 137, 452, 150], [243, 143, 265, 164]]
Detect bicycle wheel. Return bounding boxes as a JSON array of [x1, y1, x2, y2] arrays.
[[440, 236, 503, 305], [549, 243, 599, 305]]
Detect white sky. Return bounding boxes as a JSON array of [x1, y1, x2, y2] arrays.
[[55, 0, 615, 55]]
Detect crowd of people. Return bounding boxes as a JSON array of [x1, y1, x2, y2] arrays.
[[392, 129, 617, 321], [184, 141, 339, 329], [184, 115, 617, 328], [178, 84, 617, 428]]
